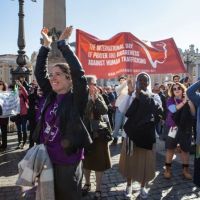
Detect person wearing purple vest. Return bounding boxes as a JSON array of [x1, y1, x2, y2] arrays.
[[164, 82, 195, 180], [33, 26, 92, 200]]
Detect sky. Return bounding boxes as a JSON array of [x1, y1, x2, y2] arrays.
[[0, 0, 200, 58]]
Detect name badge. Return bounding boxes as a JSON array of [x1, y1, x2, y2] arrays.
[[44, 122, 51, 134], [168, 127, 178, 138]]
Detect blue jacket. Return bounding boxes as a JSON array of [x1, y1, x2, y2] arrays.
[[187, 80, 200, 144]]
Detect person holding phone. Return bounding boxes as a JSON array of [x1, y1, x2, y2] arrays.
[[82, 76, 111, 200], [119, 72, 163, 199]]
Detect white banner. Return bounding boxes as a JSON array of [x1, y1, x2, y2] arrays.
[[0, 91, 20, 117]]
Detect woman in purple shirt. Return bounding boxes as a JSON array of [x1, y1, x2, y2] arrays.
[[164, 82, 195, 180], [33, 27, 92, 200]]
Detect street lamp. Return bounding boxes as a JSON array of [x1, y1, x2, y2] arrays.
[[184, 51, 192, 70], [183, 45, 198, 81], [10, 0, 36, 84]]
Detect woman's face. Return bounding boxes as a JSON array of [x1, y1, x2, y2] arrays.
[[136, 74, 149, 91], [119, 78, 126, 84], [89, 79, 98, 96], [172, 84, 183, 97], [49, 66, 72, 94]]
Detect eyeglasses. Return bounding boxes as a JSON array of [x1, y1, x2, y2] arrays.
[[173, 86, 181, 91], [49, 72, 70, 79]]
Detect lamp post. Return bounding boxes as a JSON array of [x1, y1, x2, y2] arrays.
[[184, 51, 192, 71], [11, 0, 36, 84]]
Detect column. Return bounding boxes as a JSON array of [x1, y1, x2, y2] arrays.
[[43, 0, 66, 32]]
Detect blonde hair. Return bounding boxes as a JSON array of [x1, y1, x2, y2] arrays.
[[168, 82, 186, 97]]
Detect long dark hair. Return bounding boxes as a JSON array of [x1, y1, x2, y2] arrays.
[[0, 81, 7, 91], [54, 63, 71, 79]]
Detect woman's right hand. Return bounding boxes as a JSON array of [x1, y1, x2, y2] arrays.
[[59, 26, 73, 41], [135, 80, 142, 97], [15, 80, 22, 87], [127, 75, 135, 95], [41, 27, 52, 47]]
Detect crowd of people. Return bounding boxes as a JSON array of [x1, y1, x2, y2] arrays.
[[0, 26, 200, 200], [0, 77, 44, 151]]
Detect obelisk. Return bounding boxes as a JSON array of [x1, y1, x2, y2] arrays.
[[43, 0, 66, 65]]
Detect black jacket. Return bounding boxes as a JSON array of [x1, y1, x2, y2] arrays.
[[33, 41, 92, 155], [172, 102, 194, 133], [124, 92, 163, 150], [158, 91, 167, 120]]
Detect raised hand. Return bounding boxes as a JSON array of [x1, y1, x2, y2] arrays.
[[89, 86, 98, 102], [41, 27, 52, 47], [15, 80, 22, 88], [59, 26, 73, 41], [127, 75, 135, 95]]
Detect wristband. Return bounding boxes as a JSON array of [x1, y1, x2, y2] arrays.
[[57, 39, 68, 49]]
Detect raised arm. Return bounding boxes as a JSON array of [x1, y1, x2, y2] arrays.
[[34, 28, 52, 96], [185, 93, 196, 116], [57, 27, 88, 115], [115, 81, 127, 96], [187, 80, 200, 107]]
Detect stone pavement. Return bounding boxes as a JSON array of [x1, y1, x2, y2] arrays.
[[0, 133, 200, 200]]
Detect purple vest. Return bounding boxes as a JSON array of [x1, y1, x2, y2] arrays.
[[40, 94, 84, 165]]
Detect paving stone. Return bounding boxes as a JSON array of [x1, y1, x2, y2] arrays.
[[1, 133, 200, 199]]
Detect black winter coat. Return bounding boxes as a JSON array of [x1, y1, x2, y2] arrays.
[[33, 41, 92, 155], [124, 92, 163, 150]]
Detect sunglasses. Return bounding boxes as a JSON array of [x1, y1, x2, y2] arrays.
[[173, 86, 181, 91]]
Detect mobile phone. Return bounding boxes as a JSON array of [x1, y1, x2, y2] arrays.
[[136, 81, 141, 89]]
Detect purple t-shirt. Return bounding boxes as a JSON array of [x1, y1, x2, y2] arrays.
[[40, 94, 84, 165], [166, 97, 182, 127]]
